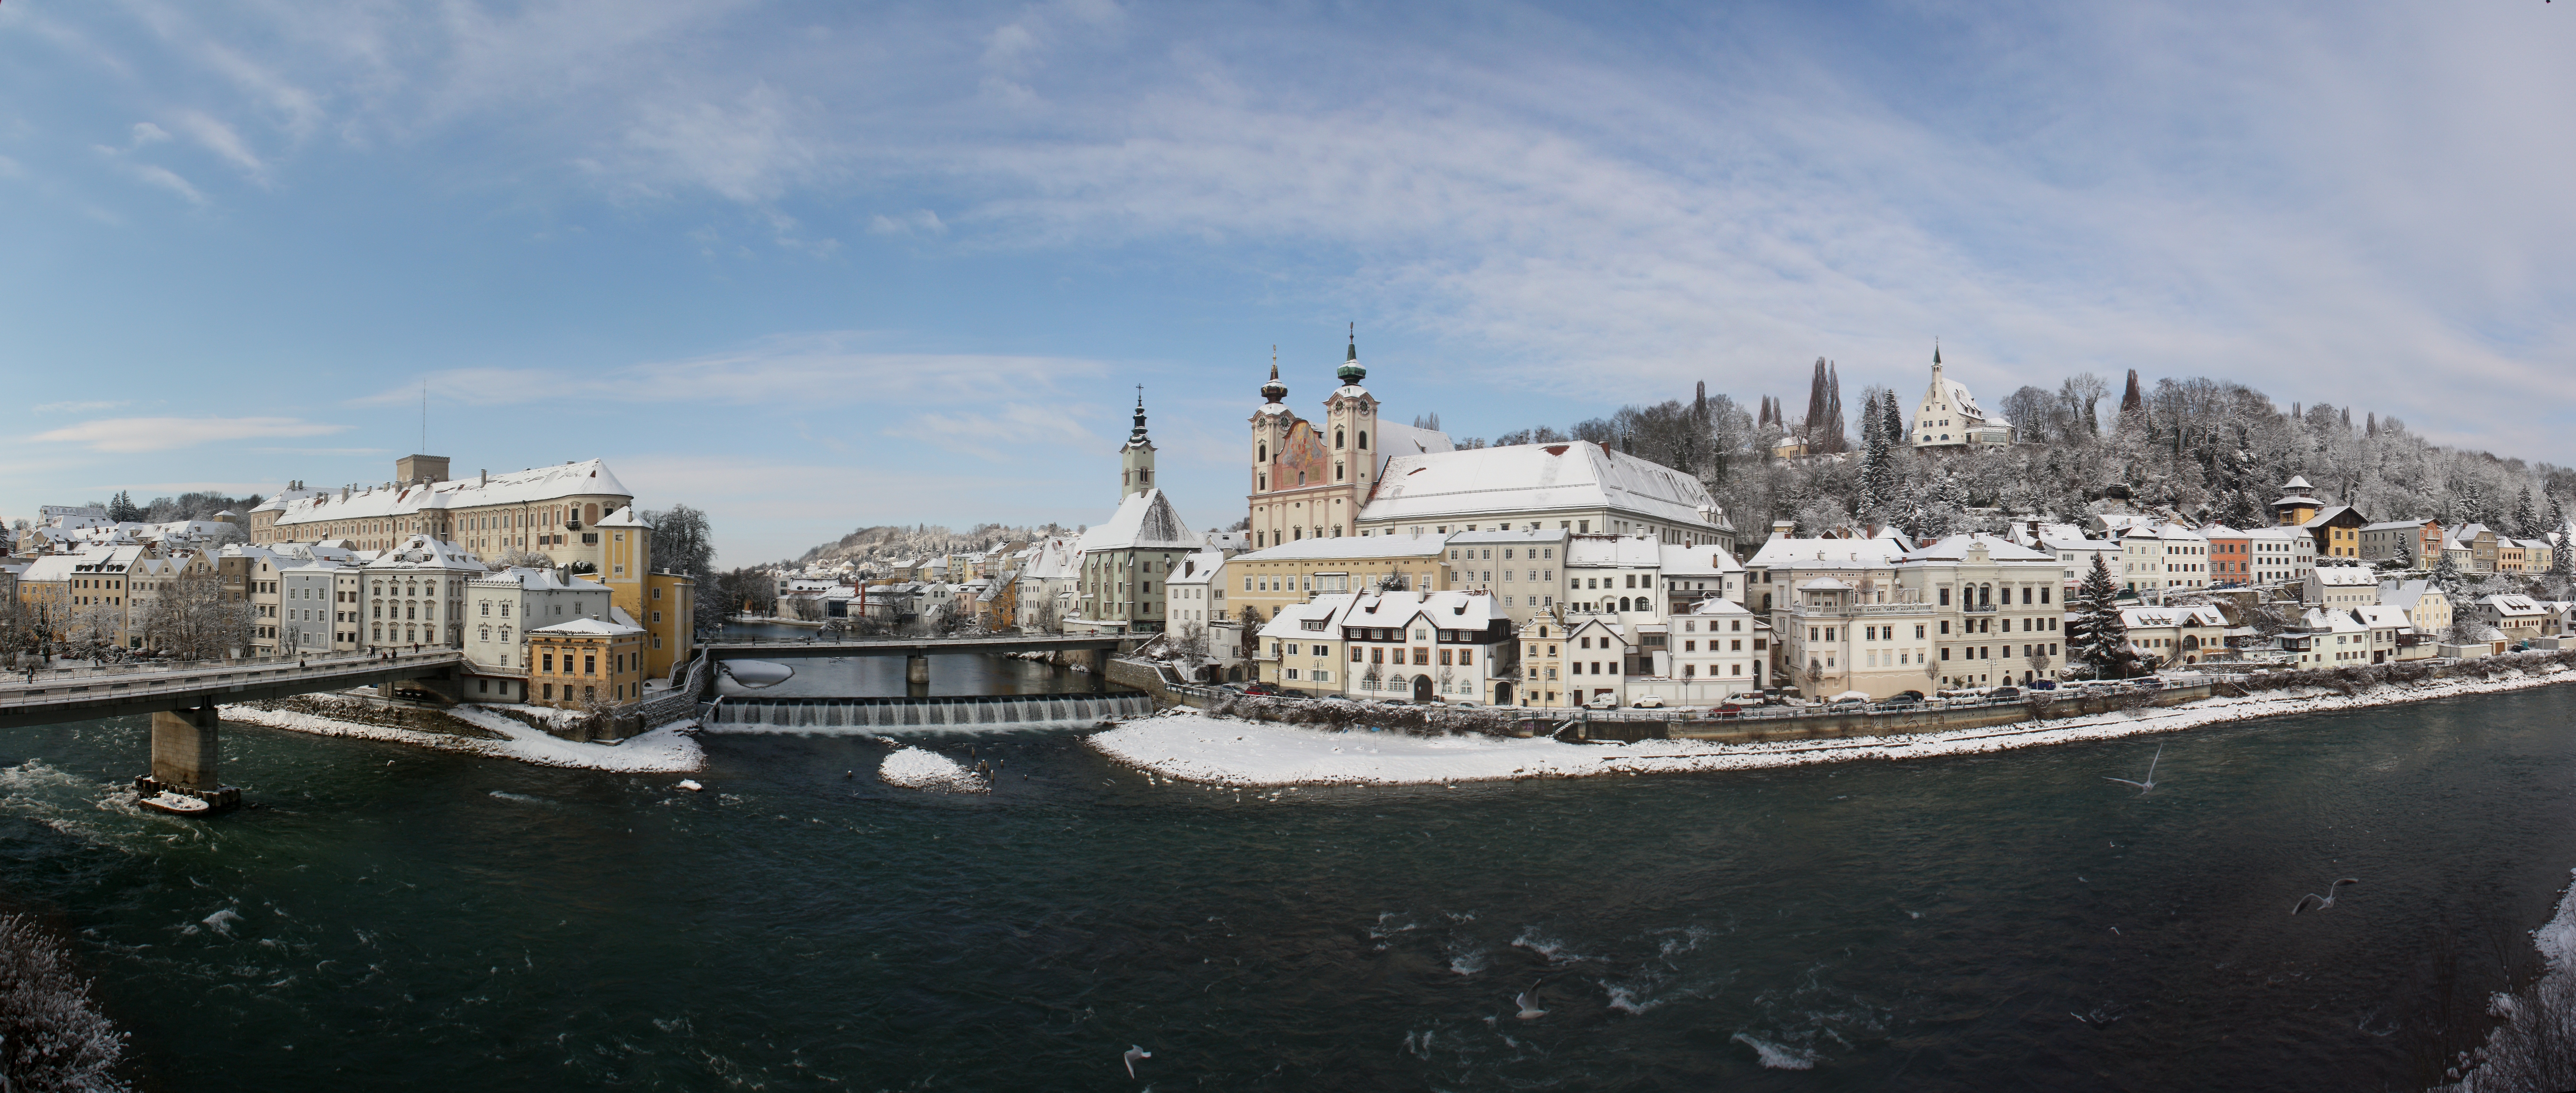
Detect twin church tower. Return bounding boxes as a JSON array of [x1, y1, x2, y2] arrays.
[[1116, 328, 1451, 550]]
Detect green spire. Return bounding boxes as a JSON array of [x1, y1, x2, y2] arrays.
[[1336, 322, 1366, 385]]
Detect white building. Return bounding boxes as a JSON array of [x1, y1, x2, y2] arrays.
[[2304, 565, 2380, 609], [2116, 605, 2229, 667], [1444, 526, 1573, 622], [1355, 441, 1734, 550], [361, 535, 486, 649], [2118, 523, 2210, 595], [1072, 488, 1204, 635], [277, 559, 360, 656], [2245, 525, 2316, 587], [2379, 579, 2454, 638], [465, 566, 615, 680], [1163, 548, 1229, 630], [1910, 345, 2014, 448]]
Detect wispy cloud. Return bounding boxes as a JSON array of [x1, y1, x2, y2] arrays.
[[350, 334, 1112, 408], [31, 416, 351, 453], [30, 400, 131, 414]]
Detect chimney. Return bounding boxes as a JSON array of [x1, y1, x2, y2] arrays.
[[1770, 520, 1796, 541]]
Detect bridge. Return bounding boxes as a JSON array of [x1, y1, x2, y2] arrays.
[[702, 633, 1145, 684], [0, 650, 467, 810]]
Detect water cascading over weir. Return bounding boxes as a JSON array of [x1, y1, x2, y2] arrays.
[[703, 693, 1156, 732]]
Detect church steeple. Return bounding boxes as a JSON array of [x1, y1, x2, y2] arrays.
[[1120, 385, 1157, 499], [1336, 322, 1366, 386], [1260, 346, 1288, 403]]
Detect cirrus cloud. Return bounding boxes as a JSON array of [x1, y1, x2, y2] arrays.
[[31, 416, 352, 453]]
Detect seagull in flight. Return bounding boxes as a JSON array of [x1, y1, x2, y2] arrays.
[[1123, 1045, 1151, 1078], [2291, 878, 2359, 915], [2104, 745, 2163, 794], [1514, 984, 1548, 1020]]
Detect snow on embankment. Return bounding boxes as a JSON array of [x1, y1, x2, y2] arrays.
[[221, 702, 703, 773], [878, 746, 988, 793], [1090, 666, 2576, 788]]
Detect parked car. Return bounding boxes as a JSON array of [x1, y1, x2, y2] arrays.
[[1989, 686, 2022, 700], [1631, 696, 1666, 709], [1583, 695, 1619, 710], [1825, 694, 1869, 708], [1217, 683, 1250, 695], [1713, 703, 1746, 718], [2028, 679, 2059, 691], [1242, 682, 1284, 696], [1881, 692, 1924, 707]]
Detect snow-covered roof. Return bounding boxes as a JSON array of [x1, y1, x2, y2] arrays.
[[1799, 577, 1853, 591], [1233, 532, 1448, 564], [1687, 597, 1754, 616], [1166, 548, 1228, 586], [2121, 605, 2227, 629], [1340, 589, 1504, 633], [1902, 533, 2057, 563], [1745, 537, 1908, 569], [2198, 524, 2249, 539], [2361, 519, 2431, 532], [361, 535, 486, 573], [1658, 542, 1745, 577], [2353, 606, 2413, 631], [2244, 526, 2313, 544], [2311, 567, 2378, 586], [1566, 534, 1663, 569], [2477, 594, 2548, 617], [1075, 489, 1201, 553], [2298, 607, 2367, 634], [596, 506, 650, 529], [2377, 579, 2442, 609], [265, 460, 632, 531], [2302, 505, 2362, 529], [1359, 442, 1722, 530], [1257, 593, 1356, 640], [529, 615, 645, 637]]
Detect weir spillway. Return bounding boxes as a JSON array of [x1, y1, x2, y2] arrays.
[[705, 693, 1156, 732]]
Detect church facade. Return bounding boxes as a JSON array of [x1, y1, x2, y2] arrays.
[[1911, 345, 2015, 449]]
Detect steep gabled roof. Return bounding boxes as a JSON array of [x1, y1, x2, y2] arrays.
[[1076, 489, 1202, 553]]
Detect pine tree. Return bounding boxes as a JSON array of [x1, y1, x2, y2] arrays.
[[2069, 554, 2133, 679], [2430, 546, 2466, 597], [1859, 404, 1893, 522], [2513, 487, 2541, 540], [1880, 390, 1904, 446]]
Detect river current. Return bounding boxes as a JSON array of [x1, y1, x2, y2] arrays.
[[1, 673, 2572, 1088]]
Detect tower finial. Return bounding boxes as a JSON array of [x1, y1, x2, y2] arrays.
[[1260, 345, 1287, 402], [1337, 323, 1366, 385], [1933, 338, 1941, 366]]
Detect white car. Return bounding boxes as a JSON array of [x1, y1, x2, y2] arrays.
[[1630, 696, 1666, 709], [1583, 695, 1619, 710]]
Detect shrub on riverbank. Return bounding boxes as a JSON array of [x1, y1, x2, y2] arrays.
[[2225, 649, 2576, 698], [0, 914, 128, 1091]]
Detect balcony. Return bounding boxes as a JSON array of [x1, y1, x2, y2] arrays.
[[1962, 603, 1997, 613], [1786, 601, 1934, 618]]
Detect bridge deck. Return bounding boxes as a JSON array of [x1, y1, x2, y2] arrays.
[[0, 651, 467, 731], [703, 635, 1141, 660]]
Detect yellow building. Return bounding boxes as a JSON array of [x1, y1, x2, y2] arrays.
[[595, 507, 697, 678], [527, 616, 647, 709], [1226, 534, 1452, 625]]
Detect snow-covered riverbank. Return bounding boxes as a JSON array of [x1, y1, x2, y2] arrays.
[[1088, 664, 2576, 788], [221, 702, 703, 773]]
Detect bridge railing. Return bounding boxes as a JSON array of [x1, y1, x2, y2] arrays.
[[0, 650, 464, 703]]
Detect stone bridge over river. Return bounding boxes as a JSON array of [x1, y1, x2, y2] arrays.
[[0, 650, 467, 810]]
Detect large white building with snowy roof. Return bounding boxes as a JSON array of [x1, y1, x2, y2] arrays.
[[1355, 441, 1734, 550], [250, 454, 633, 575], [1911, 344, 2014, 449]]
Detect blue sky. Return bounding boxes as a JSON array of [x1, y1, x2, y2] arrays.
[[4, 2, 2573, 565]]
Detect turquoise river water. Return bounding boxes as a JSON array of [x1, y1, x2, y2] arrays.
[[0, 671, 2572, 1088]]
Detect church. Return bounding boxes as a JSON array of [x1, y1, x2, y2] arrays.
[[1911, 343, 2015, 448], [1245, 333, 1735, 552]]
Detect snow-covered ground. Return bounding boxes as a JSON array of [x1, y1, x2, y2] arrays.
[[1088, 665, 2576, 788], [221, 703, 703, 773], [878, 746, 987, 793]]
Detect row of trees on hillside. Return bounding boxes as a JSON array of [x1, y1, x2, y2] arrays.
[[1442, 367, 2571, 547]]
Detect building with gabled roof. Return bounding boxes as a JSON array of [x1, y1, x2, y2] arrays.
[[1910, 343, 2014, 448], [1356, 441, 1732, 550], [252, 456, 632, 576]]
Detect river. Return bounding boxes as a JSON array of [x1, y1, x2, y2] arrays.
[[1, 681, 2571, 1088]]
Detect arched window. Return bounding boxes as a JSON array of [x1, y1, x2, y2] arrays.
[[1358, 432, 1369, 449], [1335, 428, 1345, 449], [1258, 443, 1267, 462], [1334, 463, 1344, 481]]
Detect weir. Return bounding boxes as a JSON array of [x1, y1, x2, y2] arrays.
[[705, 693, 1155, 731]]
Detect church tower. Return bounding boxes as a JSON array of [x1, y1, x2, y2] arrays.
[[1323, 324, 1380, 528], [1120, 388, 1157, 500]]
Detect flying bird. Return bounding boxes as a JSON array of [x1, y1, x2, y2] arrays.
[[1123, 1045, 1151, 1078], [2292, 878, 2360, 915], [2104, 745, 2163, 794], [1514, 984, 1548, 1020]]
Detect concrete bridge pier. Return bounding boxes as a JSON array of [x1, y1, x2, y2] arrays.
[[905, 654, 930, 685], [139, 702, 242, 813]]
